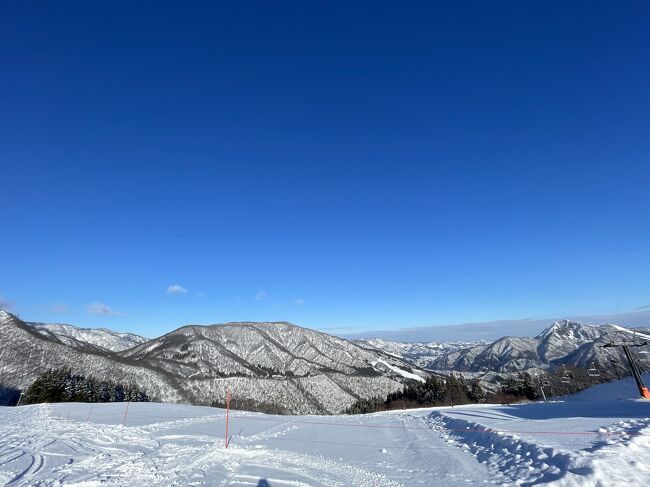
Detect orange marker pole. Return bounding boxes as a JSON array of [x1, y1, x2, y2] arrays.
[[122, 401, 130, 427], [225, 389, 232, 448]]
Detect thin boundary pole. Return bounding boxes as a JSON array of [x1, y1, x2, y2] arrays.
[[122, 401, 130, 426], [225, 389, 231, 448], [86, 404, 94, 422]]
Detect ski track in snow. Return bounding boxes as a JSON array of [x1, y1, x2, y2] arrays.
[[0, 404, 408, 486]]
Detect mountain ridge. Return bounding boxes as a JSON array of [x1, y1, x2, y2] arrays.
[[3, 312, 649, 410], [346, 310, 650, 342], [428, 319, 650, 376], [28, 321, 148, 352], [0, 311, 427, 413]]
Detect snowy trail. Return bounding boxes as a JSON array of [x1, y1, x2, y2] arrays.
[[408, 394, 650, 486], [1, 378, 649, 487], [0, 403, 491, 486], [424, 409, 650, 486]]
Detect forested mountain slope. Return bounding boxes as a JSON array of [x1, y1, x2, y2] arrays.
[[0, 311, 426, 413]]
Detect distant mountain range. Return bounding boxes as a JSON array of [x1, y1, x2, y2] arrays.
[[0, 311, 426, 413], [3, 311, 649, 411], [29, 322, 148, 352], [359, 320, 650, 378], [347, 309, 650, 342], [354, 338, 487, 369]]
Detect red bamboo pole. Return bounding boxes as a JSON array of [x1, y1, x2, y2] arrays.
[[122, 401, 130, 426], [225, 389, 231, 448]]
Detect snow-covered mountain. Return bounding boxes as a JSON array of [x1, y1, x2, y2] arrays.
[[429, 319, 650, 375], [0, 311, 427, 413], [28, 322, 147, 352], [4, 312, 648, 411], [355, 338, 487, 369]]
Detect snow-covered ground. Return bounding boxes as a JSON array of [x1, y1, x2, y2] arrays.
[[1, 376, 649, 486]]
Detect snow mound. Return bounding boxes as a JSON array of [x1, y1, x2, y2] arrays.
[[422, 375, 650, 485], [428, 411, 650, 486]]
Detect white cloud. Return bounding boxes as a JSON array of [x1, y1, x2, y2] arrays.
[[197, 292, 205, 298], [87, 302, 122, 316], [52, 303, 69, 313], [255, 291, 267, 300], [0, 295, 14, 311], [167, 284, 188, 295], [295, 298, 305, 305]]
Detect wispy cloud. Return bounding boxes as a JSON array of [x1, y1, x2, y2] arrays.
[[0, 295, 14, 311], [197, 292, 205, 298], [295, 298, 305, 305], [51, 303, 69, 313], [319, 326, 363, 335], [87, 302, 122, 316], [255, 291, 267, 300], [635, 304, 650, 310], [167, 284, 188, 295]]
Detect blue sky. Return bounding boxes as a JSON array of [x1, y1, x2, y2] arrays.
[[2, 2, 649, 337]]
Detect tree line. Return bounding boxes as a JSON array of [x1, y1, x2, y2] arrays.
[[21, 368, 152, 405], [345, 374, 487, 414], [211, 396, 291, 414], [345, 366, 607, 414]]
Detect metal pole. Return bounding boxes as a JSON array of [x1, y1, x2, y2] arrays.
[[622, 345, 650, 399]]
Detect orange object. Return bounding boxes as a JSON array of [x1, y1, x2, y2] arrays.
[[641, 387, 650, 399], [225, 389, 231, 448], [122, 401, 130, 426]]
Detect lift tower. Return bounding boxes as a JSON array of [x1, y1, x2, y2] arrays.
[[601, 330, 650, 399]]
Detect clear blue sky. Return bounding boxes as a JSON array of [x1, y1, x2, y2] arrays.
[[2, 1, 649, 337]]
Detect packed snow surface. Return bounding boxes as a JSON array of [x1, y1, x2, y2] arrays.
[[1, 376, 649, 486]]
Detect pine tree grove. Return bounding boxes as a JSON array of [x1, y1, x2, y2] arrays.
[[21, 368, 151, 405]]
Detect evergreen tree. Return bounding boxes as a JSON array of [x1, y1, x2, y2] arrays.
[[520, 372, 539, 400], [444, 374, 470, 406], [469, 380, 486, 403], [21, 369, 151, 405]]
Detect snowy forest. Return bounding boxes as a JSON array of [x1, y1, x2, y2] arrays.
[[20, 369, 151, 405], [345, 367, 606, 414]]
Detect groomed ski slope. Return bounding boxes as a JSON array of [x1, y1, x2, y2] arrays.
[[0, 375, 648, 486]]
